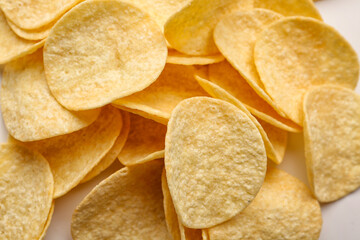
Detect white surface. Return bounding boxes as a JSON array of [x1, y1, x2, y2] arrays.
[[0, 0, 359, 239]]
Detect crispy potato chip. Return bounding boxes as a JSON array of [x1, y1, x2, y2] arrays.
[[81, 111, 130, 183], [0, 50, 100, 142], [39, 202, 55, 240], [208, 167, 322, 240], [213, 9, 285, 117], [0, 10, 44, 64], [165, 97, 267, 228], [202, 230, 209, 240], [208, 61, 301, 132], [164, 0, 253, 55], [179, 220, 202, 240], [113, 104, 169, 125], [304, 85, 360, 202], [112, 64, 208, 123], [167, 49, 225, 65], [195, 74, 292, 164], [0, 143, 53, 240], [7, 18, 54, 40], [118, 113, 166, 166], [254, 0, 322, 20], [71, 160, 172, 240], [13, 106, 122, 198], [254, 17, 359, 125], [0, 0, 81, 30], [44, 0, 167, 111]]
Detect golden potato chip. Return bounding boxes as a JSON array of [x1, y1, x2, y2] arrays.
[[71, 160, 172, 239], [213, 9, 285, 116], [112, 64, 208, 123], [208, 61, 301, 132], [44, 0, 167, 111], [254, 17, 359, 125], [208, 167, 322, 240], [195, 74, 292, 164], [0, 49, 100, 142], [0, 143, 53, 240], [202, 230, 210, 240], [6, 18, 54, 40], [179, 221, 202, 240], [81, 111, 130, 183], [113, 104, 168, 125], [14, 106, 122, 198], [164, 0, 253, 55], [167, 49, 225, 65], [0, 0, 81, 29], [118, 113, 166, 166], [0, 10, 44, 64], [39, 202, 55, 240], [304, 85, 360, 202], [254, 0, 322, 20], [165, 97, 267, 228]]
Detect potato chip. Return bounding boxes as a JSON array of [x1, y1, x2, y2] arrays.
[[165, 97, 267, 228], [44, 0, 167, 111], [202, 230, 210, 240], [167, 49, 225, 65], [0, 10, 44, 64], [0, 49, 100, 142], [303, 85, 360, 202], [71, 160, 172, 240], [81, 111, 130, 183], [0, 0, 81, 29], [179, 221, 202, 240], [208, 61, 301, 132], [208, 167, 322, 240], [213, 9, 285, 116], [254, 17, 359, 125], [254, 0, 322, 20], [195, 74, 292, 164], [118, 113, 166, 166], [164, 0, 253, 55], [39, 202, 55, 240], [0, 143, 53, 240], [113, 104, 169, 125], [7, 18, 54, 40], [112, 64, 208, 123], [13, 106, 122, 198]]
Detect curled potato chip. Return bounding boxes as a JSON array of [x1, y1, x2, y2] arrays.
[[165, 97, 267, 228], [71, 160, 171, 240], [254, 17, 359, 125], [6, 18, 54, 40], [208, 167, 322, 239], [0, 10, 44, 64], [208, 61, 301, 132], [254, 0, 322, 20], [213, 9, 285, 117], [118, 113, 166, 166], [304, 85, 360, 202], [14, 106, 122, 198], [179, 221, 202, 240], [112, 64, 208, 123], [164, 0, 253, 55], [0, 143, 53, 240], [44, 0, 167, 111], [0, 50, 100, 142], [0, 0, 81, 30], [167, 49, 225, 65], [81, 111, 130, 183]]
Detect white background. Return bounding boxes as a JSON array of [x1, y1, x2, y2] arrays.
[[0, 0, 360, 239]]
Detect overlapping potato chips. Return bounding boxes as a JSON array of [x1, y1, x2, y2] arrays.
[[1, 0, 360, 238]]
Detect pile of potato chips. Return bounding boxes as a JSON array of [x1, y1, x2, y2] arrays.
[[0, 0, 359, 239]]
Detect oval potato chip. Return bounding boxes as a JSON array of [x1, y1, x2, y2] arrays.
[[165, 97, 267, 228], [304, 85, 360, 202], [254, 17, 359, 125], [6, 18, 54, 40], [112, 64, 208, 122], [44, 0, 167, 111], [164, 0, 254, 55], [167, 49, 225, 65], [213, 9, 285, 117], [0, 10, 44, 64], [13, 106, 122, 198], [254, 0, 322, 20], [118, 113, 166, 166], [0, 49, 100, 142], [71, 160, 172, 240], [0, 143, 53, 240], [0, 0, 81, 30], [208, 167, 322, 240]]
